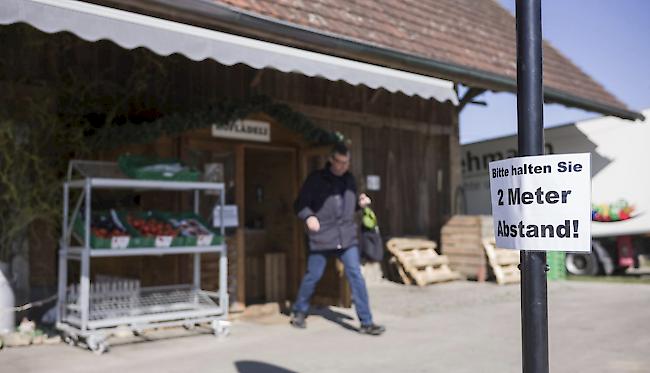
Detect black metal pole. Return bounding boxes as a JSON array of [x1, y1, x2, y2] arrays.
[[516, 0, 549, 372]]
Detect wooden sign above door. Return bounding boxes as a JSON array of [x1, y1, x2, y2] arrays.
[[212, 119, 270, 142]]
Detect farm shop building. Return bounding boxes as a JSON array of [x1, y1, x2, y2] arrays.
[[0, 0, 639, 312]]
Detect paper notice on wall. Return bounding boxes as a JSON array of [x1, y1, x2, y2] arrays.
[[213, 205, 239, 228], [204, 163, 224, 195], [366, 175, 381, 191]]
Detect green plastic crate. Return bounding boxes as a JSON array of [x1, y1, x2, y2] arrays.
[[118, 155, 200, 182], [120, 211, 184, 248], [114, 211, 150, 248], [73, 212, 131, 249], [163, 212, 223, 246], [547, 251, 567, 280]]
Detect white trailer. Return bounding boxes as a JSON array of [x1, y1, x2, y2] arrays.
[[461, 109, 650, 275]]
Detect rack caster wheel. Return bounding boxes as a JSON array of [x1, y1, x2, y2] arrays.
[[64, 335, 76, 346], [211, 320, 231, 338], [86, 335, 109, 355]]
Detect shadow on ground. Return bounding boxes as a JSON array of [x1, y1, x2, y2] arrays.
[[310, 306, 358, 332], [235, 360, 298, 373]]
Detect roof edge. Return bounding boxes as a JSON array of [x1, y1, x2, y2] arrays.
[[543, 88, 644, 121], [93, 0, 644, 121]]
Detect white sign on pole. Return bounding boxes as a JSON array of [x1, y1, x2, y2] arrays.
[[488, 153, 591, 252], [212, 119, 271, 142]]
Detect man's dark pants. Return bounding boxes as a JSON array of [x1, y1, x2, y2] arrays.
[[292, 245, 373, 325]]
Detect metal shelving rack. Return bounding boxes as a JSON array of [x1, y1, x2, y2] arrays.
[[56, 161, 230, 353]]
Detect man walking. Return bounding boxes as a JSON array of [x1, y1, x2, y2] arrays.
[[291, 143, 385, 336]]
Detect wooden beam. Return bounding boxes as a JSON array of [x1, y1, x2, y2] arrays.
[[456, 87, 486, 113], [235, 144, 246, 306], [250, 69, 265, 88], [286, 102, 452, 136], [369, 88, 384, 104], [449, 113, 462, 216]]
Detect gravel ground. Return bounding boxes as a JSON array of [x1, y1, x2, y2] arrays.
[[1, 280, 649, 373]]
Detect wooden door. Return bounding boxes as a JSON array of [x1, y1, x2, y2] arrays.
[[297, 146, 352, 308], [242, 145, 298, 305]]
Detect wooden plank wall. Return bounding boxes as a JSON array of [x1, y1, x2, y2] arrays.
[[362, 127, 451, 241], [1, 24, 454, 126], [3, 24, 457, 300]]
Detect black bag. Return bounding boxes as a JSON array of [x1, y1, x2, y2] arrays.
[[360, 227, 384, 262]]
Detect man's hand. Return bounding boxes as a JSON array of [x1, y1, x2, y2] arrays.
[[305, 216, 320, 232], [359, 193, 371, 208]]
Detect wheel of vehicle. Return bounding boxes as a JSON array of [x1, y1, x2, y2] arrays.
[[565, 252, 600, 276]]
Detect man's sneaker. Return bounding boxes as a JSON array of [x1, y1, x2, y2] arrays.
[[359, 323, 385, 336], [290, 312, 307, 329]]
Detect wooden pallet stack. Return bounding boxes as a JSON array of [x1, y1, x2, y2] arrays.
[[440, 215, 494, 281], [386, 238, 460, 286], [482, 238, 520, 285]]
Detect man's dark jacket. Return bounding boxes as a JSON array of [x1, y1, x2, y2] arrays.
[[295, 165, 359, 251]]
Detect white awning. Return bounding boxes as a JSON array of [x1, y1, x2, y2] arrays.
[[0, 0, 458, 105]]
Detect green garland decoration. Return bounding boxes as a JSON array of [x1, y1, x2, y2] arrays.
[[89, 95, 343, 148]]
